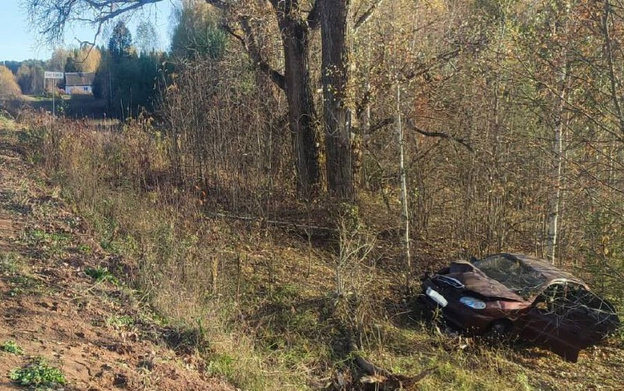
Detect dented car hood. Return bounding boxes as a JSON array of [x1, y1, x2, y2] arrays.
[[446, 255, 588, 302], [447, 261, 527, 302]]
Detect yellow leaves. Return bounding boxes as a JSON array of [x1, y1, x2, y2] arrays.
[[75, 46, 102, 73], [0, 65, 22, 98]]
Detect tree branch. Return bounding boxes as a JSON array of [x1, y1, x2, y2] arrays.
[[400, 48, 460, 82], [367, 117, 473, 152], [354, 0, 384, 34], [99, 0, 162, 22], [407, 119, 473, 152], [27, 0, 164, 44], [368, 117, 394, 134], [225, 18, 286, 91]]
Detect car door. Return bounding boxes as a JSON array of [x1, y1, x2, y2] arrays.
[[520, 282, 596, 362]]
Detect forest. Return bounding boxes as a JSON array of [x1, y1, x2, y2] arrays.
[[1, 0, 624, 389]]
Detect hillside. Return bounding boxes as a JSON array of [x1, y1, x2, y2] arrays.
[[0, 118, 234, 390]]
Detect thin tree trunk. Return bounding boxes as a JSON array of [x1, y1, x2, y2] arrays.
[[546, 105, 564, 264], [602, 0, 624, 135], [546, 64, 569, 265], [545, 1, 574, 265], [396, 81, 411, 291], [602, 0, 623, 200]]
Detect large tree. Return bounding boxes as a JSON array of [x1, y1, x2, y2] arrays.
[[109, 21, 134, 59], [25, 0, 382, 198], [170, 2, 227, 60], [321, 0, 353, 199]]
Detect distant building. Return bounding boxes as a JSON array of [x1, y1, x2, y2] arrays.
[[64, 72, 95, 95]]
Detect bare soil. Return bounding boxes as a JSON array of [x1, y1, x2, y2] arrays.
[[0, 125, 235, 390]]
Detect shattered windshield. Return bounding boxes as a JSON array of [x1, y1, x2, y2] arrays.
[[473, 254, 548, 299]]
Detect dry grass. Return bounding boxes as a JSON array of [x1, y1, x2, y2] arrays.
[[14, 111, 624, 390]]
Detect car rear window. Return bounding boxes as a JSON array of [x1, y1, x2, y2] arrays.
[[473, 254, 547, 299]]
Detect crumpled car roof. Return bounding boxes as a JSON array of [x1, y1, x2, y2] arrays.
[[449, 253, 587, 301]]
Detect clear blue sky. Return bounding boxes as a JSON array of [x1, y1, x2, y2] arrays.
[[0, 0, 175, 62]]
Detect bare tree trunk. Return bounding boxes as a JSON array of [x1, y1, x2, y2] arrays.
[[602, 0, 624, 200], [396, 81, 411, 290], [279, 15, 321, 197], [546, 63, 569, 265], [602, 0, 624, 135], [544, 1, 574, 265], [546, 104, 564, 264], [320, 0, 354, 199]]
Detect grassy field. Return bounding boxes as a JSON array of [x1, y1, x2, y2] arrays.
[[3, 94, 110, 120]]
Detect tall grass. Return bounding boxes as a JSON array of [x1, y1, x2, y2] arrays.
[[18, 112, 319, 389], [16, 107, 624, 389]]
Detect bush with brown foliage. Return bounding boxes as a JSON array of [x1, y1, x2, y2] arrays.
[[0, 65, 22, 99]]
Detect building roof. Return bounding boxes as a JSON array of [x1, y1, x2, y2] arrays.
[[65, 72, 95, 87]]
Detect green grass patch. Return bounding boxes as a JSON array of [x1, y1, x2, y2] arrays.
[[21, 228, 72, 258], [84, 266, 118, 284], [1, 253, 43, 297], [207, 353, 236, 378], [9, 357, 66, 388], [106, 315, 134, 329], [0, 252, 21, 274], [77, 244, 92, 254], [24, 229, 71, 245], [7, 274, 43, 297], [0, 114, 17, 130], [1, 340, 24, 355]]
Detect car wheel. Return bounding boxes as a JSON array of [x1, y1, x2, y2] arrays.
[[485, 319, 514, 342]]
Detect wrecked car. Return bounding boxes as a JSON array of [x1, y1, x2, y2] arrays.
[[421, 253, 620, 361]]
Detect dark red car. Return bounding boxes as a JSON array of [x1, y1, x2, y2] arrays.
[[421, 253, 620, 361]]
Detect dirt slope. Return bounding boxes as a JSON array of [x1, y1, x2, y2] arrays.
[[0, 123, 235, 390]]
